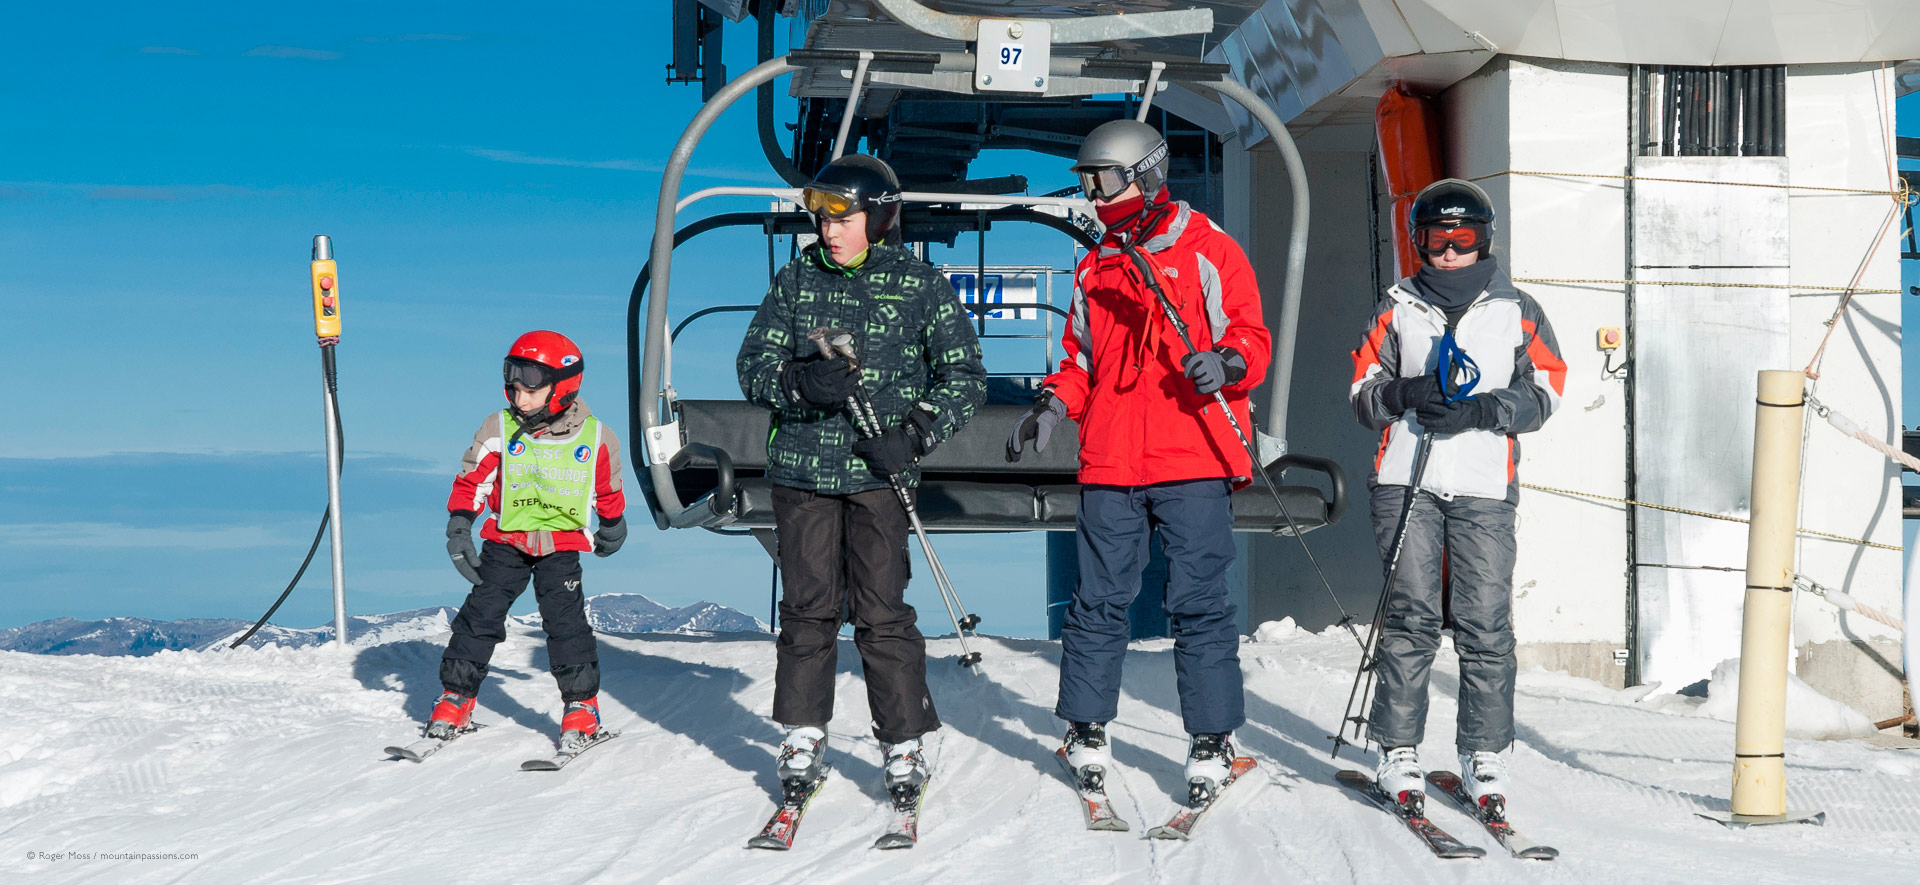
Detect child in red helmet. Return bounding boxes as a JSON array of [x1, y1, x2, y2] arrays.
[[424, 330, 628, 753]]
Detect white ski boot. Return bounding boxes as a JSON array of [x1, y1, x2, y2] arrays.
[[1459, 749, 1509, 814], [882, 738, 929, 790], [1374, 745, 1425, 811], [1183, 733, 1238, 804], [776, 726, 829, 783], [1063, 721, 1112, 789]]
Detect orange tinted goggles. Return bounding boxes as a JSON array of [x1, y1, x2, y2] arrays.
[[1413, 223, 1488, 255]]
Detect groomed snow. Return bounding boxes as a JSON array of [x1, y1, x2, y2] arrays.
[[6, 616, 1917, 883]]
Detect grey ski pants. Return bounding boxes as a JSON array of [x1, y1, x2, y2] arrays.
[[1365, 485, 1517, 752]]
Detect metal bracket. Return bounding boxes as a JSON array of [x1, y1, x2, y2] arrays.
[[975, 20, 1050, 93]]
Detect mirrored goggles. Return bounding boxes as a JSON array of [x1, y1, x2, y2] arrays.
[[1412, 223, 1489, 255], [801, 187, 857, 218], [1077, 167, 1133, 202]]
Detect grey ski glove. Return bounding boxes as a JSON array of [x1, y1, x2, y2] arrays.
[[1007, 392, 1068, 461], [445, 513, 483, 585], [1181, 346, 1248, 395], [592, 515, 627, 557]]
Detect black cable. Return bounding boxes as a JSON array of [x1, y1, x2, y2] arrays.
[[230, 344, 343, 649]]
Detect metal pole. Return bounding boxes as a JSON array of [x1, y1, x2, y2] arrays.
[[311, 234, 348, 649], [321, 349, 347, 649]]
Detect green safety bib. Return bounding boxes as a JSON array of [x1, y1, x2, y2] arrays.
[[496, 411, 600, 533]]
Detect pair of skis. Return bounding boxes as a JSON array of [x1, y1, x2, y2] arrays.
[[1055, 747, 1260, 840], [384, 721, 620, 771], [1335, 770, 1558, 860], [745, 768, 931, 851]]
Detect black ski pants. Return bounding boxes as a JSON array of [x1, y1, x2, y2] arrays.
[[772, 484, 939, 745], [441, 541, 599, 702]]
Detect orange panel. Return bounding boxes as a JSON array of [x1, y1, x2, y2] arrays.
[[1375, 85, 1445, 280]]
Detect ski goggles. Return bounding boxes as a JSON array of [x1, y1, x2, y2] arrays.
[[801, 186, 858, 218], [503, 356, 580, 390], [800, 186, 898, 219], [1077, 167, 1135, 202], [1412, 223, 1489, 256]]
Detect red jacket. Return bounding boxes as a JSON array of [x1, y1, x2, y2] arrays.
[[1043, 202, 1271, 487], [448, 402, 626, 557]]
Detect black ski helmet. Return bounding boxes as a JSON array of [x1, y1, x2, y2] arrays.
[[1407, 178, 1495, 258], [802, 154, 904, 244]]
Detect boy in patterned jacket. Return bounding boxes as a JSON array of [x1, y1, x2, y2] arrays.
[[736, 154, 985, 794]]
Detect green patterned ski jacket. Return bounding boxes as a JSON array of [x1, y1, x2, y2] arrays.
[[737, 244, 986, 495]]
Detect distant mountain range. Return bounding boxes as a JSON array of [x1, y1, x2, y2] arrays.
[[0, 594, 767, 656]]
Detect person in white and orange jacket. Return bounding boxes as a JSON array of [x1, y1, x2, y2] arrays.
[[424, 330, 627, 753], [1006, 120, 1270, 802], [1349, 178, 1566, 815]]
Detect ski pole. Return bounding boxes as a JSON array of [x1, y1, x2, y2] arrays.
[[1117, 244, 1364, 651], [1331, 432, 1433, 760], [819, 329, 983, 639], [807, 328, 984, 668]]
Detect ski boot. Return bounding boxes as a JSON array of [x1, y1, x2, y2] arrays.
[[1374, 745, 1425, 814], [776, 726, 830, 784], [1458, 749, 1509, 818], [1184, 733, 1238, 804], [882, 738, 929, 790], [558, 696, 601, 752], [425, 690, 476, 740], [1062, 721, 1112, 790]]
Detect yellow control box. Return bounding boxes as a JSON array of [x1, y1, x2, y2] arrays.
[[310, 258, 340, 338]]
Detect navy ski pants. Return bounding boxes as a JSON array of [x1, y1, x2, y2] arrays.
[[1056, 478, 1245, 736]]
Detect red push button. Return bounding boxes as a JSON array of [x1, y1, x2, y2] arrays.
[[319, 275, 335, 290]]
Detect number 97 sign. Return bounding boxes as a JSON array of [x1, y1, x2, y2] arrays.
[[975, 19, 1050, 93]]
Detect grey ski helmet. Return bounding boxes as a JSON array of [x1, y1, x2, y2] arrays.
[[803, 154, 904, 243], [1072, 120, 1170, 201], [1407, 178, 1495, 257]]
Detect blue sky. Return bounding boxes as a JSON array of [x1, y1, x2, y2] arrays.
[[0, 5, 1071, 635], [1, 7, 1914, 635]]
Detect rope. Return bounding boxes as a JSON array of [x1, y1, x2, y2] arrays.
[[1809, 394, 1920, 474], [1519, 482, 1901, 551], [1473, 169, 1908, 197], [1795, 574, 1905, 632], [1390, 169, 1909, 200], [1509, 276, 1900, 295]]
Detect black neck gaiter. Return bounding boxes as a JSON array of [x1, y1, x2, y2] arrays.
[[1412, 255, 1500, 327]]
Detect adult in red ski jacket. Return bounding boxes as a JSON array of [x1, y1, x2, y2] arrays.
[[1038, 192, 1271, 488], [1007, 120, 1270, 800]]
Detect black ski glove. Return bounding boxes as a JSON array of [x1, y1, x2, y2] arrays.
[[1416, 395, 1501, 434], [1181, 346, 1249, 395], [446, 512, 483, 585], [779, 354, 857, 410], [592, 515, 627, 557], [854, 408, 937, 478], [1006, 392, 1068, 462], [1379, 375, 1442, 415]]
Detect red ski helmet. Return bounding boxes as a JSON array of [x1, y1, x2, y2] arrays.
[[502, 330, 584, 425]]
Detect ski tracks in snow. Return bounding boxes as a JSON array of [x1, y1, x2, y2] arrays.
[[5, 623, 1919, 883]]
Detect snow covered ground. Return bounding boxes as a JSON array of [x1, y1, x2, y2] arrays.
[[5, 615, 1917, 883]]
